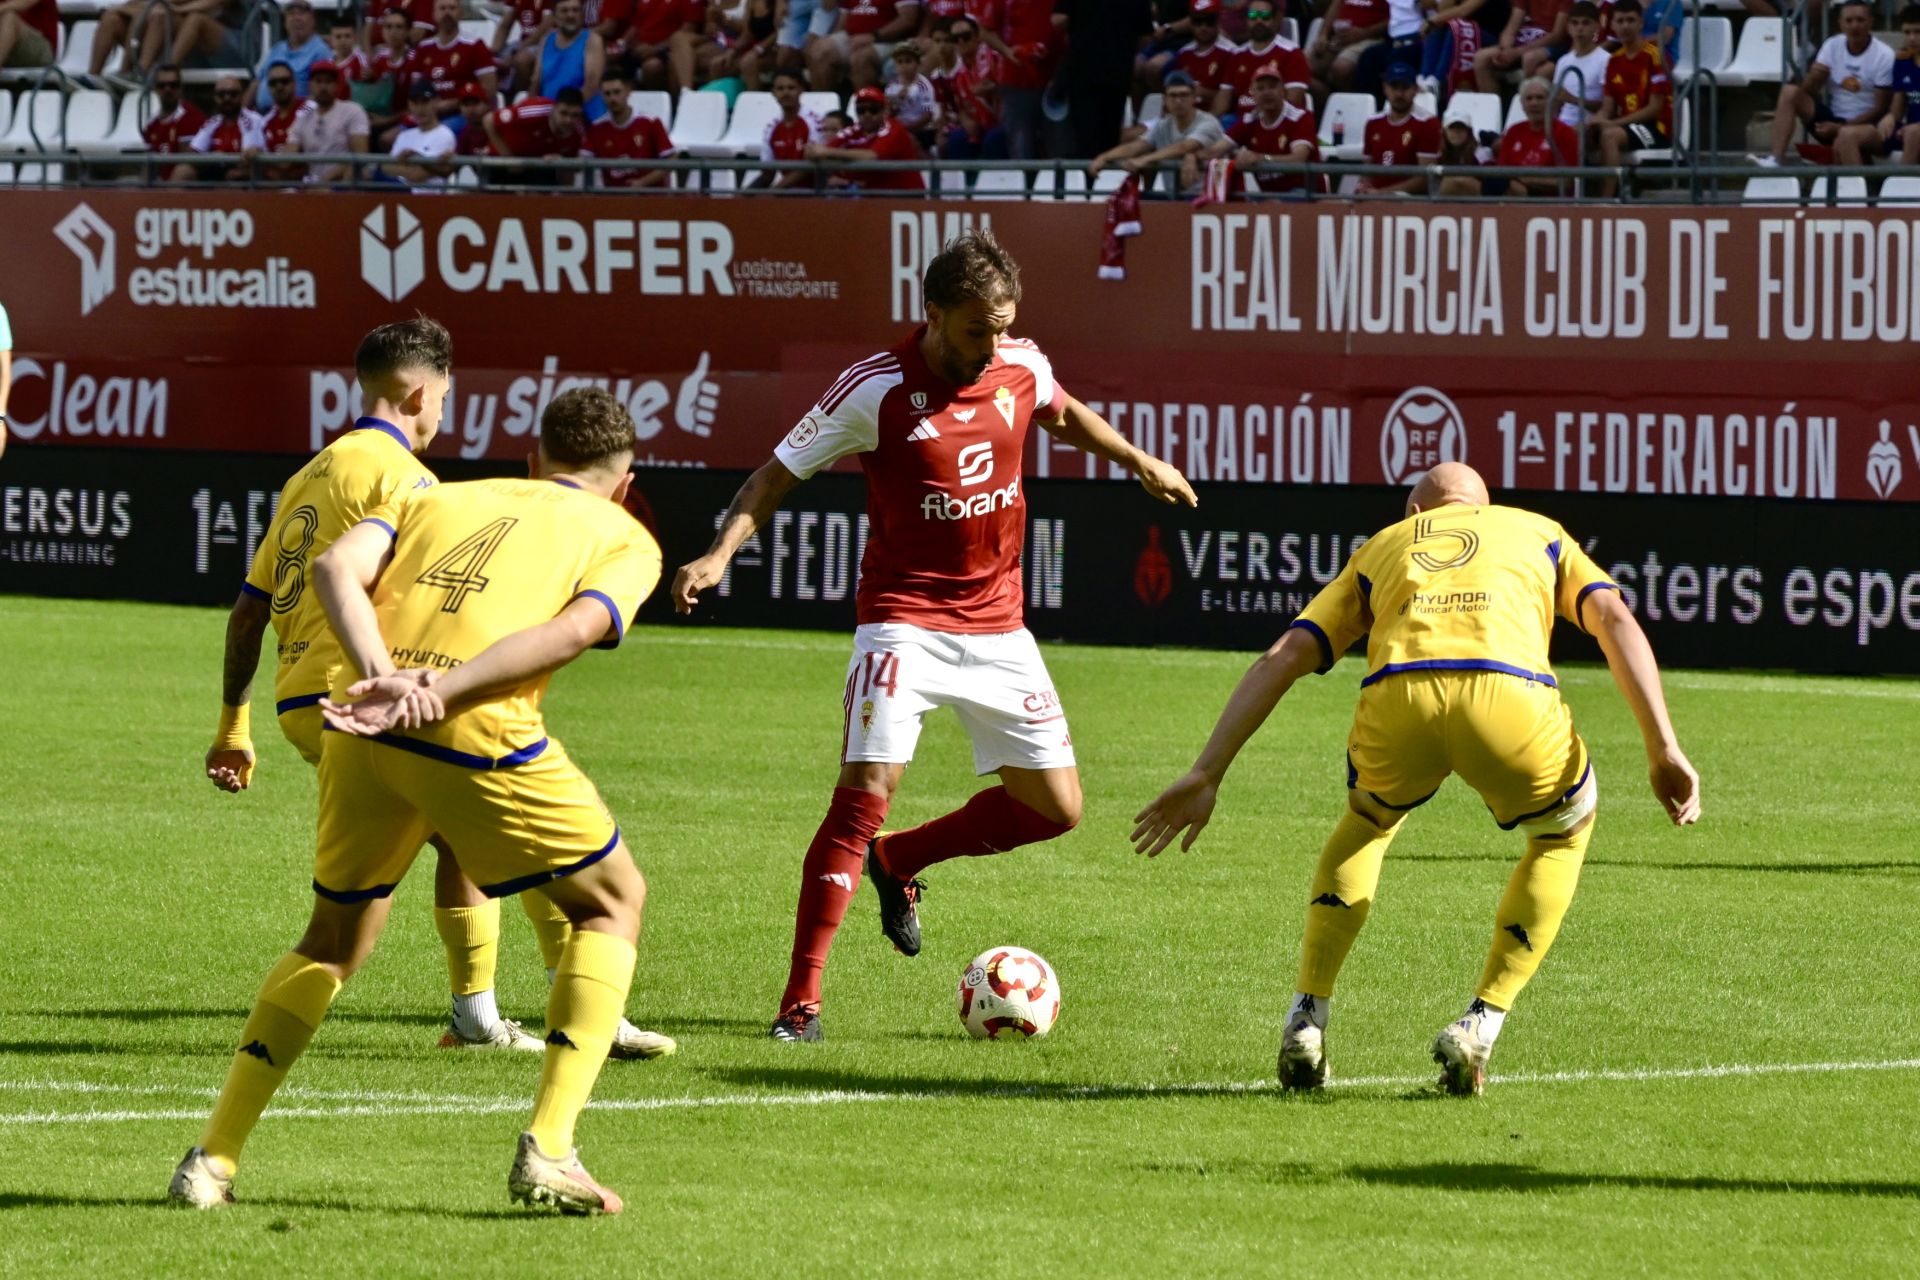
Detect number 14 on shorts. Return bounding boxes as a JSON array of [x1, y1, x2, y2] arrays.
[[851, 651, 900, 734]]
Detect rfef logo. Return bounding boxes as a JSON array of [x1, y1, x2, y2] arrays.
[[55, 203, 116, 316], [360, 206, 425, 303], [1379, 386, 1467, 484]]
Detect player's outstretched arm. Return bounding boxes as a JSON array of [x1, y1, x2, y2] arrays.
[[1586, 588, 1701, 827], [206, 589, 272, 793], [1131, 627, 1321, 856], [1040, 394, 1197, 509], [671, 456, 804, 613], [313, 519, 400, 684]]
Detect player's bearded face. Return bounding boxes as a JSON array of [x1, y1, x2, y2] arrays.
[[928, 297, 1015, 386]]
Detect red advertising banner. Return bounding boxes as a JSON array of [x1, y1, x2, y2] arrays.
[[3, 191, 1917, 500]]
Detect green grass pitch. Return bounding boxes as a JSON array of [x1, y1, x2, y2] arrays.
[[3, 596, 1918, 1275]]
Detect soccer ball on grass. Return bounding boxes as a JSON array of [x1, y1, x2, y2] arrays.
[[957, 946, 1060, 1040]]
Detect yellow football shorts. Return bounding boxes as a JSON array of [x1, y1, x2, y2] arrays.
[[311, 732, 620, 903], [1346, 669, 1591, 830], [278, 701, 325, 766]]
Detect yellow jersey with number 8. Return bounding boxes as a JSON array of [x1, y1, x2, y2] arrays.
[[1289, 503, 1617, 689], [244, 420, 436, 712], [335, 476, 663, 767]]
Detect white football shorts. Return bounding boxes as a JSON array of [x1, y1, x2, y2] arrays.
[[840, 623, 1077, 775]]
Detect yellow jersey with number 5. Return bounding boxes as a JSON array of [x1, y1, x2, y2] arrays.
[[334, 476, 663, 767], [1289, 503, 1617, 689], [244, 419, 435, 712]]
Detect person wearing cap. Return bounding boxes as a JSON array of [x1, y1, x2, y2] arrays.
[[1089, 69, 1225, 193], [1173, 0, 1242, 119], [384, 76, 461, 188], [1433, 97, 1493, 195], [289, 58, 372, 184], [807, 84, 928, 191], [254, 0, 329, 109], [454, 83, 497, 156], [1358, 61, 1440, 193], [1211, 58, 1320, 193]]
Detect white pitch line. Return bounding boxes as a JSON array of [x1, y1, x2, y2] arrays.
[[5, 1056, 1920, 1126]]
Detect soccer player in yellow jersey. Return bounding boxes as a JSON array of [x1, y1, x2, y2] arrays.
[[204, 319, 670, 1061], [171, 388, 660, 1215], [1133, 463, 1701, 1095]]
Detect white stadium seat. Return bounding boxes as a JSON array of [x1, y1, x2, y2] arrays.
[[631, 89, 672, 127], [1742, 175, 1801, 204], [709, 89, 778, 155], [0, 92, 13, 139], [458, 19, 494, 44], [64, 87, 116, 149], [1716, 17, 1785, 88], [1318, 92, 1374, 160], [0, 86, 64, 151], [1137, 91, 1163, 125], [1446, 91, 1502, 139], [1090, 167, 1129, 195], [1504, 93, 1526, 131], [936, 166, 967, 197], [1809, 175, 1868, 207], [799, 89, 841, 121], [1878, 175, 1920, 206], [667, 88, 727, 151], [104, 90, 153, 149], [972, 168, 1027, 199], [59, 20, 97, 76], [1673, 16, 1734, 82]]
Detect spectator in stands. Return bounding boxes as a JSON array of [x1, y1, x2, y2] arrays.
[[536, 0, 606, 114], [583, 66, 674, 186], [494, 0, 555, 94], [1054, 0, 1153, 159], [1415, 0, 1510, 99], [171, 72, 265, 181], [622, 0, 707, 93], [0, 0, 57, 71], [824, 1, 923, 93], [1881, 5, 1920, 168], [707, 0, 777, 91], [1212, 59, 1319, 192], [1590, 0, 1669, 193], [753, 67, 820, 188], [252, 0, 327, 108], [1552, 2, 1608, 132], [936, 14, 1007, 159], [1173, 0, 1241, 120], [258, 58, 317, 180], [415, 0, 499, 125], [1230, 3, 1309, 115], [143, 63, 208, 155], [1089, 70, 1224, 194], [982, 0, 1055, 158], [328, 18, 370, 84], [381, 78, 458, 187], [1494, 73, 1579, 190], [777, 0, 840, 77], [90, 0, 162, 78], [887, 38, 939, 147], [365, 8, 417, 147], [1352, 0, 1429, 99], [820, 107, 849, 134], [1311, 0, 1390, 94], [170, 0, 251, 76], [1758, 0, 1892, 167], [364, 0, 434, 50], [807, 83, 928, 189], [1474, 0, 1569, 92], [483, 82, 588, 183], [452, 83, 493, 154], [1356, 61, 1439, 192], [289, 59, 371, 184], [1433, 97, 1492, 193]]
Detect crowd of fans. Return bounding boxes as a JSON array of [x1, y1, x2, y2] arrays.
[[6, 0, 1917, 191]]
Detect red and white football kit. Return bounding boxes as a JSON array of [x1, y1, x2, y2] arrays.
[[1498, 118, 1579, 167], [584, 110, 673, 184], [411, 34, 496, 98], [826, 117, 925, 189], [1232, 38, 1310, 111], [1363, 109, 1441, 166], [489, 96, 584, 156], [760, 111, 819, 161], [1175, 38, 1243, 102], [1227, 101, 1321, 191], [774, 328, 1073, 774], [366, 0, 434, 38], [261, 98, 316, 152], [143, 101, 208, 153], [190, 109, 268, 154]]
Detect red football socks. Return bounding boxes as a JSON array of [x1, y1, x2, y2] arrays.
[[780, 786, 890, 1014], [877, 787, 1074, 882]]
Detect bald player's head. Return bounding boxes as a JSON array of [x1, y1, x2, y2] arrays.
[[1407, 462, 1490, 517]]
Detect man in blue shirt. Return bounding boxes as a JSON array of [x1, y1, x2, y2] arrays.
[[255, 0, 327, 108]]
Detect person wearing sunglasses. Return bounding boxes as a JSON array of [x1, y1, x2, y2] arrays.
[[259, 60, 318, 181], [141, 63, 209, 156], [807, 83, 928, 190], [252, 0, 327, 109], [171, 73, 267, 182]]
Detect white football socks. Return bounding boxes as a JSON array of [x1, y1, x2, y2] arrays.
[[1288, 992, 1329, 1030], [451, 989, 502, 1040], [1466, 998, 1507, 1044]]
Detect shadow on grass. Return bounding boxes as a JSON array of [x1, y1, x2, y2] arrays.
[[0, 1191, 524, 1221], [705, 1063, 1288, 1103], [1131, 1160, 1920, 1198], [21, 1008, 449, 1030]]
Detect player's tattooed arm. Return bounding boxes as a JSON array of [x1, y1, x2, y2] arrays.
[[206, 589, 272, 792], [1039, 393, 1198, 509], [671, 457, 804, 613]]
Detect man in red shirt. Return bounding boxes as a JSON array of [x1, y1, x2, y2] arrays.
[[1311, 0, 1390, 93], [172, 74, 267, 182], [414, 0, 499, 123], [1591, 0, 1668, 195], [672, 230, 1197, 1042], [1232, 2, 1309, 114], [583, 68, 673, 186], [1494, 74, 1579, 193], [0, 0, 58, 70], [622, 0, 705, 91], [483, 84, 587, 184], [1174, 0, 1242, 118], [453, 84, 495, 154], [1217, 60, 1320, 192], [260, 59, 319, 181], [363, 0, 435, 49], [754, 67, 821, 188], [143, 63, 208, 155], [982, 0, 1056, 157], [807, 84, 927, 190], [493, 0, 553, 91], [825, 0, 923, 91], [1358, 62, 1441, 193]]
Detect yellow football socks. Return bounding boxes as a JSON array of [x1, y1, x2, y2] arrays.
[[1476, 821, 1594, 1010], [521, 892, 574, 973], [199, 952, 343, 1172], [528, 929, 635, 1156], [1295, 809, 1400, 997], [434, 902, 501, 997]]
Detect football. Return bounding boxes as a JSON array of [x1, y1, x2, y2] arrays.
[[957, 946, 1061, 1040]]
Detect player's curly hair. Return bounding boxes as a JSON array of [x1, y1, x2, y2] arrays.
[[355, 316, 453, 385], [541, 387, 636, 469], [923, 228, 1022, 312]]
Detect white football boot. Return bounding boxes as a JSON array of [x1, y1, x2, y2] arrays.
[[607, 1018, 677, 1061], [438, 1017, 546, 1052], [167, 1147, 234, 1209], [1432, 1007, 1494, 1096], [1278, 1018, 1330, 1090], [508, 1132, 624, 1215]]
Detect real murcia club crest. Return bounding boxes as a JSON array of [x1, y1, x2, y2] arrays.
[[993, 386, 1016, 428]]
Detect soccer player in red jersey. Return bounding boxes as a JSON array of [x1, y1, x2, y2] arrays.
[[1590, 0, 1668, 195], [753, 67, 820, 188], [142, 63, 207, 156], [1231, 2, 1309, 113], [1357, 62, 1441, 193], [414, 0, 500, 121], [1495, 75, 1580, 193], [808, 85, 927, 190], [583, 68, 673, 186], [672, 231, 1198, 1043], [1216, 61, 1320, 192], [1174, 0, 1243, 118]]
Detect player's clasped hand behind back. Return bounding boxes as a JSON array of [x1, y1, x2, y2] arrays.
[[320, 669, 446, 735]]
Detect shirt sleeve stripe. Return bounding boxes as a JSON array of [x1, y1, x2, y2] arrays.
[[1575, 581, 1620, 633], [1287, 618, 1335, 673], [572, 589, 625, 648], [239, 581, 271, 602], [358, 517, 398, 541]]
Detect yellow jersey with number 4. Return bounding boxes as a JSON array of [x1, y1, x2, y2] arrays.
[[334, 476, 663, 768], [1289, 503, 1617, 689], [244, 419, 435, 713]]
